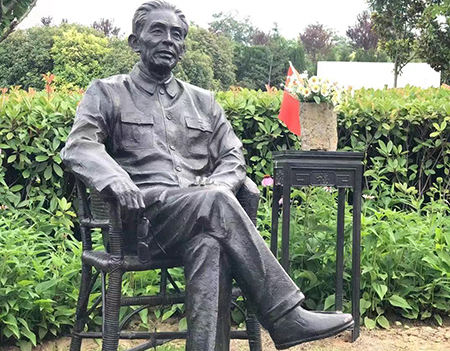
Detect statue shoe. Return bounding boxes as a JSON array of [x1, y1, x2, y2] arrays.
[[269, 306, 354, 350]]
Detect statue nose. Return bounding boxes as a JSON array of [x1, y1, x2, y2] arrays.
[[163, 32, 174, 44]]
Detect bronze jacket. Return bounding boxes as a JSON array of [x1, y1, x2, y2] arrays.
[[61, 64, 246, 196]]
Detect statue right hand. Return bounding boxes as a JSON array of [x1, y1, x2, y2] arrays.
[[104, 178, 146, 212]]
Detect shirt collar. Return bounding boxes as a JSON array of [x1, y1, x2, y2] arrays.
[[130, 63, 179, 98]]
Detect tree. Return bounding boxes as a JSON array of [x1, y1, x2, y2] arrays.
[[175, 50, 215, 89], [0, 26, 58, 89], [51, 28, 111, 88], [0, 0, 38, 43], [327, 36, 353, 62], [416, 1, 450, 84], [251, 29, 271, 45], [299, 23, 334, 65], [351, 47, 389, 62], [92, 18, 121, 37], [0, 23, 142, 89], [41, 16, 52, 27], [368, 0, 427, 87], [100, 38, 139, 78], [346, 11, 379, 50], [234, 33, 307, 90], [184, 26, 236, 90], [208, 11, 256, 45]]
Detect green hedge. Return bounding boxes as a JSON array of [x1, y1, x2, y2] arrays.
[[1, 85, 450, 348], [0, 208, 79, 349], [2, 85, 450, 210], [257, 187, 450, 330], [0, 87, 79, 212], [337, 86, 450, 207]]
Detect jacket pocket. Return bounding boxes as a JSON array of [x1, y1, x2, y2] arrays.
[[185, 116, 212, 156], [120, 113, 154, 150]]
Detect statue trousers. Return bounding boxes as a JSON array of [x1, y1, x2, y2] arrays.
[[142, 186, 304, 351]]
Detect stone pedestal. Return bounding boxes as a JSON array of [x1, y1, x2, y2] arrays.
[[299, 102, 337, 151]]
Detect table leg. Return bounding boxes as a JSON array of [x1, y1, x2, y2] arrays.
[[352, 170, 362, 341], [281, 176, 291, 273], [336, 188, 345, 312], [271, 185, 282, 257]]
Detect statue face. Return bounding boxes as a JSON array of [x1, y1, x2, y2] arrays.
[[135, 9, 186, 75]]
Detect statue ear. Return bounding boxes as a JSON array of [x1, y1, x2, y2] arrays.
[[179, 42, 186, 60], [128, 34, 140, 53]]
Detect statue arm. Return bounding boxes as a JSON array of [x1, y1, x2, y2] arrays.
[[61, 80, 132, 193], [207, 98, 246, 194]]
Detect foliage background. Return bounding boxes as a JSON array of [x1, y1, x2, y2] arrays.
[[0, 16, 389, 92], [0, 85, 449, 349], [0, 2, 449, 349]]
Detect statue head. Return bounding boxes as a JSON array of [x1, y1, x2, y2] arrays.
[[128, 1, 189, 78]]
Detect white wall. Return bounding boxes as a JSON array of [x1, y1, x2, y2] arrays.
[[317, 62, 441, 89]]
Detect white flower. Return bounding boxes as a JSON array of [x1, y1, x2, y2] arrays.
[[362, 194, 375, 200], [436, 15, 448, 30], [311, 84, 320, 93], [300, 71, 309, 80], [436, 15, 446, 26], [321, 87, 330, 97], [308, 76, 319, 85], [323, 186, 335, 193], [303, 87, 312, 97]]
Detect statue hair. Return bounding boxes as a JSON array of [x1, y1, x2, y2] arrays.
[[132, 1, 189, 38]]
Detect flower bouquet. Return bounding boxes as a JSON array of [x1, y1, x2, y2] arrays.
[[284, 71, 351, 106], [282, 69, 352, 151]]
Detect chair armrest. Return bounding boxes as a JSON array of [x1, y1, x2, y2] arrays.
[[75, 178, 124, 257], [236, 177, 260, 227]]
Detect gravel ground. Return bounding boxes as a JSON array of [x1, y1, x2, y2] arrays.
[[3, 320, 450, 351], [0, 319, 450, 351]]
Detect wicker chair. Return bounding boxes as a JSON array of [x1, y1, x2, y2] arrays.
[[70, 177, 262, 351]]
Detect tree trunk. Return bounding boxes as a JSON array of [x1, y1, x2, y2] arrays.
[[0, 0, 38, 44], [393, 55, 399, 88], [267, 52, 273, 87]]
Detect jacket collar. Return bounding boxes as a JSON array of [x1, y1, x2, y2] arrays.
[[130, 63, 178, 98]]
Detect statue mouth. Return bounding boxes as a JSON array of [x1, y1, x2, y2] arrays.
[[156, 50, 175, 58]]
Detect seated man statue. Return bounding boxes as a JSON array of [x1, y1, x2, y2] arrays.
[[61, 1, 353, 350]]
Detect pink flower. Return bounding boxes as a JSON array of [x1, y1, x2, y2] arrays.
[[262, 175, 274, 187]]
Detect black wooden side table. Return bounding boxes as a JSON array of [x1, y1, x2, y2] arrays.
[[270, 150, 363, 341]]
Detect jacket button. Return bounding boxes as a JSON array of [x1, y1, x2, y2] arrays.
[[166, 114, 172, 120], [159, 89, 165, 95], [169, 145, 175, 151], [175, 165, 182, 172]]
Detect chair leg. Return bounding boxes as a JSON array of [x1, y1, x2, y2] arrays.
[[70, 264, 93, 351], [102, 270, 123, 351], [246, 307, 262, 351]]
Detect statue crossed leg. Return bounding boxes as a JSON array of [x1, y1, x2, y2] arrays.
[[138, 186, 352, 350]]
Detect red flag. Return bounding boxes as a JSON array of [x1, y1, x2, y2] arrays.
[[278, 64, 301, 136]]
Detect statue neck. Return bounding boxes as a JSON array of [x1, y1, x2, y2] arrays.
[[138, 62, 172, 83]]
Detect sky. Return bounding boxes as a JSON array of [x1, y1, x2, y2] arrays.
[[20, 0, 370, 39]]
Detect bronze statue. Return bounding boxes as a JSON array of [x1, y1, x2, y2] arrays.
[[61, 1, 353, 350]]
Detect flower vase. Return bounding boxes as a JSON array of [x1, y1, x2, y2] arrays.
[[299, 102, 337, 151]]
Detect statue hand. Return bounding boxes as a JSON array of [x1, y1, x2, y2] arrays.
[[189, 176, 214, 187], [104, 178, 146, 211]]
